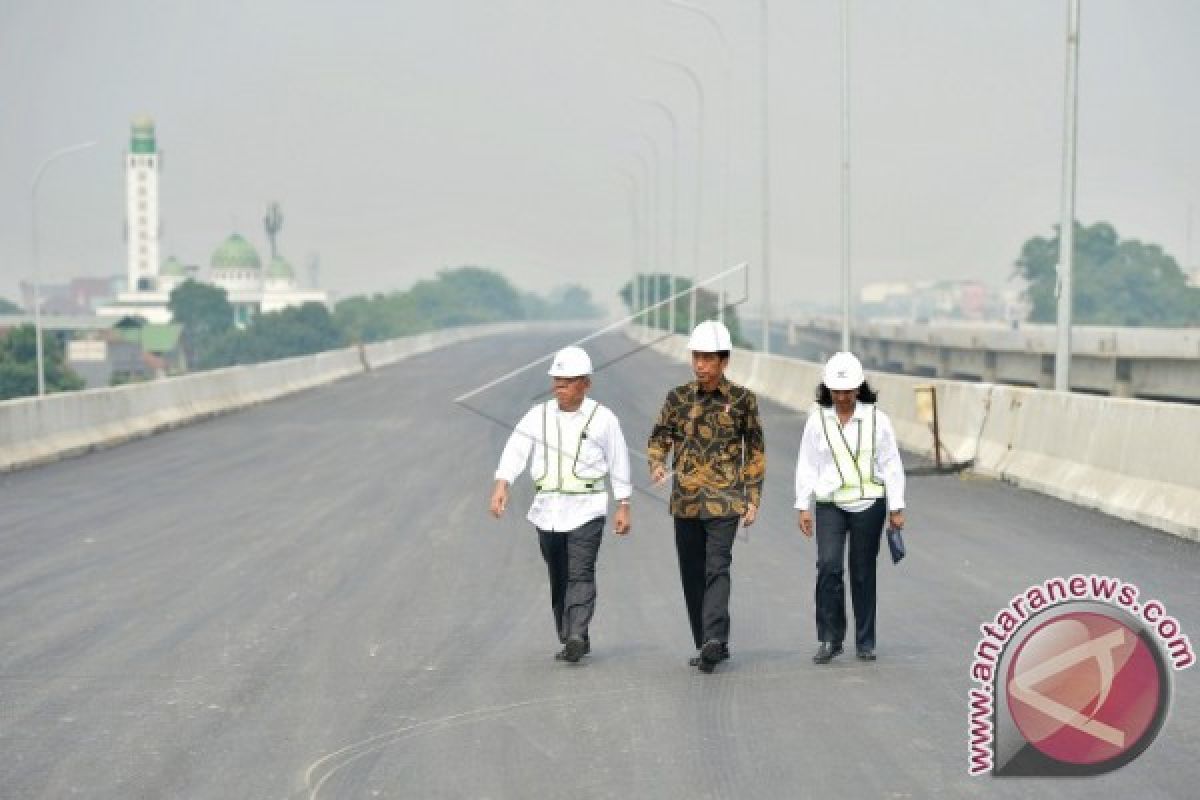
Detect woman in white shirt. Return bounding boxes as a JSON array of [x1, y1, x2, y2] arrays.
[[794, 352, 906, 664]]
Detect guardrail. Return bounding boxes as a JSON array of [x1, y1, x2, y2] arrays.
[[0, 322, 525, 473], [628, 326, 1200, 542], [780, 317, 1200, 402]]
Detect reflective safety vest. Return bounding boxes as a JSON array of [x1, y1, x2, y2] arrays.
[[816, 404, 885, 504], [532, 399, 608, 495]]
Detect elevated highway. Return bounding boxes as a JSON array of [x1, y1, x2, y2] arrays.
[[1, 330, 1197, 798], [773, 317, 1200, 403]]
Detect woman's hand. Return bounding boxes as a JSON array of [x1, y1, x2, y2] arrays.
[[798, 510, 814, 538]]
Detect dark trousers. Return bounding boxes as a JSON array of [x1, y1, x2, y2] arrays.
[[814, 499, 887, 650], [674, 516, 739, 649], [537, 516, 605, 644]]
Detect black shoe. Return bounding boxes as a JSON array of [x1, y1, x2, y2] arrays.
[[554, 638, 591, 661], [698, 639, 727, 673], [689, 642, 729, 667], [812, 642, 843, 664], [856, 648, 876, 661], [563, 637, 587, 663]]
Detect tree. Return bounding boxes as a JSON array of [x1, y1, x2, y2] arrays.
[[545, 285, 603, 319], [408, 267, 526, 326], [619, 273, 753, 347], [1014, 221, 1200, 326], [0, 297, 21, 314], [0, 324, 84, 400], [168, 279, 234, 363], [198, 303, 345, 369], [333, 267, 605, 344]]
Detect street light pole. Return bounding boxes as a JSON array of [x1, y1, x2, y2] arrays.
[[617, 169, 644, 323], [665, 0, 733, 323], [840, 0, 852, 352], [639, 98, 681, 334], [31, 140, 97, 397], [654, 55, 706, 331], [628, 151, 656, 321], [759, 0, 772, 354], [632, 133, 662, 328], [1055, 0, 1081, 393]]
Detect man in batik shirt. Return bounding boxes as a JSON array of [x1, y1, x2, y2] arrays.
[[648, 320, 766, 673]]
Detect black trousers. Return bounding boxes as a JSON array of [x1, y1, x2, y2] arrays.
[[814, 499, 887, 650], [674, 516, 739, 649], [537, 516, 605, 644]]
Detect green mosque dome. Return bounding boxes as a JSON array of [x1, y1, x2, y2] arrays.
[[266, 256, 295, 281], [160, 255, 186, 277], [210, 234, 262, 269], [131, 115, 156, 154]]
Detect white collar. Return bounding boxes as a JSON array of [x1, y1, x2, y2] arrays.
[[549, 397, 594, 417], [822, 402, 871, 421]]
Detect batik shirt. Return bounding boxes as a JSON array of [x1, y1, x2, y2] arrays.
[[647, 378, 766, 519]]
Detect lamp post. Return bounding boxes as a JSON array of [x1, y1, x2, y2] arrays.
[[626, 150, 657, 321], [31, 140, 97, 397], [758, 0, 772, 354], [1054, 0, 1081, 393], [617, 168, 644, 322], [840, 0, 852, 352], [631, 132, 663, 329], [654, 55, 706, 331], [639, 97, 681, 334], [665, 0, 733, 292]]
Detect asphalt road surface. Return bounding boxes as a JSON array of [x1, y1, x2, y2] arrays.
[[2, 330, 1197, 799]]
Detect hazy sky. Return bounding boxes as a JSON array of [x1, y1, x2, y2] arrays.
[[2, 0, 1198, 314]]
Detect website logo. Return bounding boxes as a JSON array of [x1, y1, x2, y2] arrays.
[[968, 575, 1193, 776]]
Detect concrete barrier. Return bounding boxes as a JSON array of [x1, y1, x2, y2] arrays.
[[972, 387, 1200, 540], [0, 322, 522, 473], [625, 325, 1200, 541]]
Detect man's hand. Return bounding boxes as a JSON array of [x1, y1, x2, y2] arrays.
[[798, 510, 814, 538], [888, 509, 905, 530], [650, 463, 668, 486], [742, 503, 758, 527], [489, 480, 509, 518], [614, 503, 631, 535]]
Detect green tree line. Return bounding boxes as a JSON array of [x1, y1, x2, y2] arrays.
[[170, 266, 605, 370], [0, 325, 83, 400], [1015, 221, 1200, 326]]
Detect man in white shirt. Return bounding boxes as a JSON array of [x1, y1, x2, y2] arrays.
[[794, 352, 906, 664], [490, 345, 632, 663]]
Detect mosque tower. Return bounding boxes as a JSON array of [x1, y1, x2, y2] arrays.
[[125, 116, 161, 292]]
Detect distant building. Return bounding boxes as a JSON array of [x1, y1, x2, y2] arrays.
[[20, 276, 122, 315], [858, 279, 1002, 323], [208, 233, 328, 326], [98, 116, 328, 327], [66, 319, 185, 387]]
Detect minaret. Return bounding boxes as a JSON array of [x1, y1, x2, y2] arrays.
[[125, 116, 161, 292]]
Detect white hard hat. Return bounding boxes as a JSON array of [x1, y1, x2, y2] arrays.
[[687, 319, 733, 353], [823, 352, 865, 390], [547, 345, 593, 377]]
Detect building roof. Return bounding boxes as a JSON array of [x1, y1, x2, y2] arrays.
[[131, 115, 156, 154], [161, 255, 187, 277], [265, 256, 296, 281], [211, 233, 262, 269], [118, 323, 183, 353], [0, 314, 119, 332]]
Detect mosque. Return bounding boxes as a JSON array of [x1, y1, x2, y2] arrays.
[[98, 116, 328, 325]]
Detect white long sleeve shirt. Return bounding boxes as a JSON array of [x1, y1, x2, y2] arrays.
[[495, 397, 632, 532], [793, 403, 906, 513]]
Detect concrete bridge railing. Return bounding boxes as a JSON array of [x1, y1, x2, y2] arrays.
[[0, 322, 525, 473], [628, 326, 1200, 541]]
